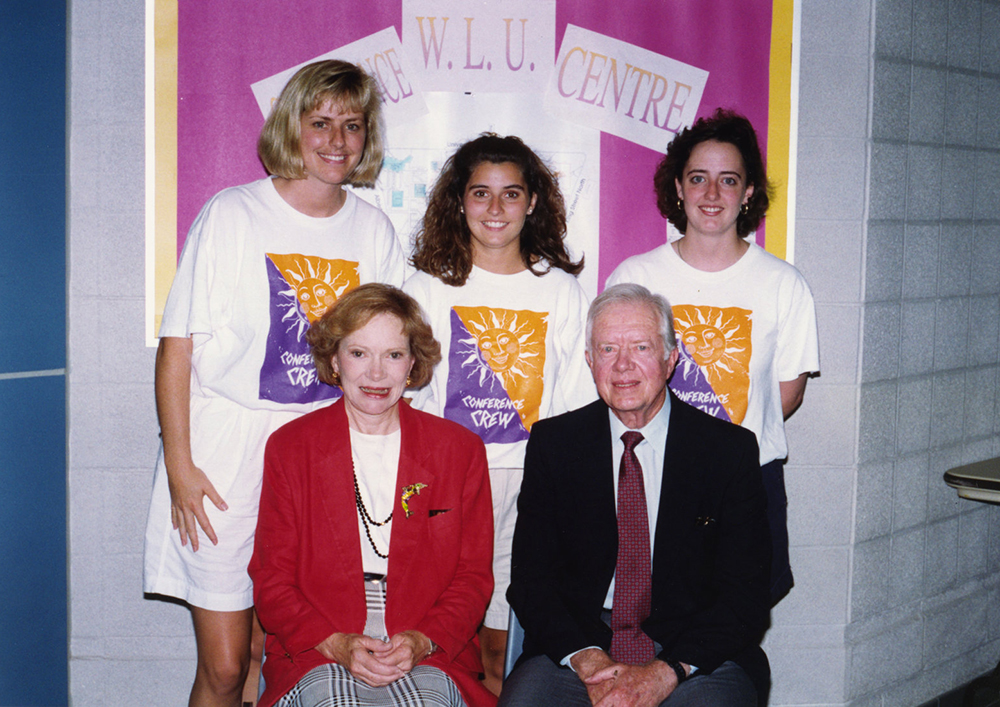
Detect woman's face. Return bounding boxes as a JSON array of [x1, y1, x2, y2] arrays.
[[462, 161, 538, 268], [675, 140, 753, 240], [332, 313, 414, 431], [298, 97, 366, 188]]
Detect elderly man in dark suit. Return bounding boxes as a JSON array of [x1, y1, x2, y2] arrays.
[[500, 283, 771, 707]]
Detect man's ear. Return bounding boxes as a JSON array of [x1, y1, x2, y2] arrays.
[[664, 347, 680, 380]]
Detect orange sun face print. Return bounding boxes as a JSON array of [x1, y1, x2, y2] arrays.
[[266, 253, 360, 333], [453, 306, 548, 431], [672, 304, 752, 423]]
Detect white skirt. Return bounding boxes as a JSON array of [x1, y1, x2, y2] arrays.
[[143, 394, 301, 611]]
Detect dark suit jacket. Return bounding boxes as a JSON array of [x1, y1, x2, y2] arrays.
[[507, 393, 771, 690], [249, 399, 496, 707]]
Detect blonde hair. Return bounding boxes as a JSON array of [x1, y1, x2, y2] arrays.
[[257, 60, 385, 187]]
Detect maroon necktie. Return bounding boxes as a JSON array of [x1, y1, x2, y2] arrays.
[[609, 431, 655, 664]]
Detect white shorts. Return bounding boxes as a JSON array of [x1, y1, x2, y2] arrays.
[[484, 466, 523, 630], [143, 394, 301, 611]]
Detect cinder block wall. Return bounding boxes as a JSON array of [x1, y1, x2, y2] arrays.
[[845, 0, 1000, 705], [66, 1, 1000, 705]]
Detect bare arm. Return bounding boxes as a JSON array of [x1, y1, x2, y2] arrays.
[[155, 336, 227, 550], [779, 373, 809, 420]]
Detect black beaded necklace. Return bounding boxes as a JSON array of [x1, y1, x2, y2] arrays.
[[353, 459, 392, 559]]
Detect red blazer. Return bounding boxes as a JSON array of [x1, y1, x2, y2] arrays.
[[248, 399, 496, 707]]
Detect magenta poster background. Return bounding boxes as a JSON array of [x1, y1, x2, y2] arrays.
[[176, 2, 775, 287]]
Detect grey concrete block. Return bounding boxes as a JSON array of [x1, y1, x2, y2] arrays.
[[870, 141, 908, 221], [893, 452, 930, 530], [99, 298, 157, 384], [862, 302, 901, 382], [923, 516, 960, 595], [856, 461, 894, 542], [851, 536, 891, 619], [909, 66, 947, 143], [786, 466, 854, 546], [900, 299, 937, 376], [796, 138, 867, 221], [958, 507, 991, 580], [971, 224, 1000, 295], [944, 72, 979, 147], [69, 296, 104, 384], [889, 526, 925, 607], [100, 382, 159, 469], [902, 223, 940, 300], [795, 220, 864, 305], [785, 384, 858, 466], [775, 547, 850, 625], [801, 0, 873, 58], [906, 144, 943, 221], [859, 380, 899, 463], [982, 1, 1000, 73], [848, 613, 923, 696], [767, 646, 848, 704], [923, 587, 989, 662], [967, 297, 999, 366], [865, 222, 905, 303], [98, 208, 145, 299], [937, 223, 972, 297], [940, 148, 977, 219], [799, 53, 870, 139], [931, 370, 967, 446], [875, 0, 913, 59], [947, 0, 982, 71], [933, 298, 970, 372], [975, 152, 1000, 222], [68, 207, 105, 298], [978, 76, 1000, 150], [106, 470, 154, 557], [896, 376, 932, 455], [912, 0, 949, 64], [814, 304, 861, 385], [872, 60, 912, 140], [964, 365, 998, 438]]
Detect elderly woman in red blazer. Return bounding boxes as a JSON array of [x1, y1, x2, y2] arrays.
[[248, 284, 495, 707]]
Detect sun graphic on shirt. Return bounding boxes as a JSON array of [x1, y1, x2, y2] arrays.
[[456, 309, 544, 389], [672, 304, 752, 423], [266, 253, 359, 339]]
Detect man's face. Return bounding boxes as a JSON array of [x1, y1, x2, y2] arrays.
[[586, 300, 679, 429]]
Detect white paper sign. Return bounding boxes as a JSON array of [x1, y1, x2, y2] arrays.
[[401, 0, 556, 93], [251, 27, 428, 127], [545, 25, 708, 153]]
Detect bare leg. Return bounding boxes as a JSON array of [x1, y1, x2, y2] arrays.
[[241, 611, 265, 706], [189, 606, 254, 707], [479, 625, 507, 697]]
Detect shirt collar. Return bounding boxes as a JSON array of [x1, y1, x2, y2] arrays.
[[608, 392, 671, 448]]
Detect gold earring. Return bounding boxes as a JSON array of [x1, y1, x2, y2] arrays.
[[405, 375, 413, 387], [330, 371, 341, 387], [740, 202, 749, 215], [677, 198, 683, 209]]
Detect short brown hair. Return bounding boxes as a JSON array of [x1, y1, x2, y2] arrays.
[[653, 109, 772, 238], [257, 60, 385, 187], [307, 284, 441, 389]]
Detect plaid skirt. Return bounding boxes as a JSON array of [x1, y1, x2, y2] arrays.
[[275, 664, 465, 707], [275, 574, 465, 707]]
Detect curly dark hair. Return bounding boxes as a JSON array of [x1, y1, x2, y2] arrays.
[[307, 284, 441, 390], [411, 133, 583, 286], [653, 109, 772, 238]]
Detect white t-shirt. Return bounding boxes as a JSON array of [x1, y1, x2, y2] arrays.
[[607, 241, 819, 465], [404, 265, 597, 469], [144, 177, 404, 611], [160, 177, 406, 411]]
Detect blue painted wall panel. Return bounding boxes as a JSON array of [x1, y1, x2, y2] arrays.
[[0, 1, 67, 374], [0, 0, 68, 705]]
